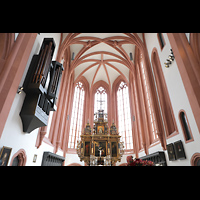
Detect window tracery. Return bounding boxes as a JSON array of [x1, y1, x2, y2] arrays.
[[117, 81, 133, 150], [68, 82, 85, 149], [140, 61, 158, 142], [94, 86, 107, 117]]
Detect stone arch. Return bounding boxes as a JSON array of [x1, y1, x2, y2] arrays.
[[190, 153, 200, 166], [10, 149, 27, 166]]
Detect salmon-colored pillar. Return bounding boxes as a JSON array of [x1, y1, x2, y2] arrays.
[[0, 33, 37, 137], [167, 33, 200, 133]]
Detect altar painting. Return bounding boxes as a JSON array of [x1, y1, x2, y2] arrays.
[[84, 142, 90, 156], [95, 141, 106, 157]]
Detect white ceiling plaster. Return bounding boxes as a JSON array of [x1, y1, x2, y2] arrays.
[[63, 33, 143, 89], [82, 65, 98, 87], [93, 65, 109, 85]]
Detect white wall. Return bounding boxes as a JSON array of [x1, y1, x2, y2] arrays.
[[139, 33, 200, 166], [65, 153, 84, 166], [0, 33, 61, 166], [115, 154, 135, 166]]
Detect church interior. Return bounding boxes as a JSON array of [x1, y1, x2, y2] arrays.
[[0, 33, 200, 166]]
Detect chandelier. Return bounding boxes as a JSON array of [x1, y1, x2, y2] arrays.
[[76, 109, 124, 166]]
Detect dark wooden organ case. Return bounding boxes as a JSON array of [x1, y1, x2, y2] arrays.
[[20, 38, 64, 133]]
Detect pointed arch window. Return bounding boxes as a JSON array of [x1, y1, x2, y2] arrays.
[[94, 86, 107, 118], [151, 48, 178, 138], [157, 33, 166, 50], [179, 110, 194, 143], [68, 82, 85, 149], [117, 81, 133, 150], [140, 60, 158, 142]]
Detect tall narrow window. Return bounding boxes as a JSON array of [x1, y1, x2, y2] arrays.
[[157, 33, 165, 50], [117, 81, 133, 150], [140, 61, 158, 142], [179, 110, 193, 142], [68, 82, 85, 149], [94, 86, 107, 119], [151, 48, 177, 138]]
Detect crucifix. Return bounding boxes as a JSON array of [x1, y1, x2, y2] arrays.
[[98, 146, 104, 165], [98, 146, 103, 158], [97, 94, 105, 110]]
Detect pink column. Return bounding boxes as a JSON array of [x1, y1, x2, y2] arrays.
[[167, 33, 200, 134], [0, 33, 37, 137]]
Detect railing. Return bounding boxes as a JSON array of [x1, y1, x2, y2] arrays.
[[139, 151, 167, 166], [41, 152, 65, 166]]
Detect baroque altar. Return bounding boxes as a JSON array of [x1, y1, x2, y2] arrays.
[[76, 109, 124, 166]]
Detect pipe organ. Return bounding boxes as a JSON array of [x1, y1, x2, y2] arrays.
[[20, 38, 64, 133]]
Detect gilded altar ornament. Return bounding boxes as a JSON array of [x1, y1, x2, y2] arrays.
[[76, 109, 124, 166]]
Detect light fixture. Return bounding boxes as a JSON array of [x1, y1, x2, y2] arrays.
[[168, 56, 173, 62], [71, 52, 75, 60], [164, 49, 175, 68], [164, 63, 170, 68], [17, 86, 23, 94], [166, 59, 172, 64], [129, 52, 133, 61], [164, 59, 171, 68]]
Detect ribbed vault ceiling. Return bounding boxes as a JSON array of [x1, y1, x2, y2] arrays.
[[61, 33, 144, 89]]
